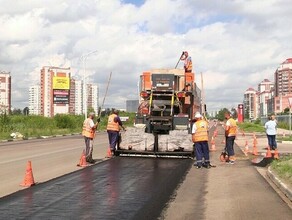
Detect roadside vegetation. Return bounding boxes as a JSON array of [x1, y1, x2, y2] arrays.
[[0, 112, 136, 140], [271, 155, 292, 186]]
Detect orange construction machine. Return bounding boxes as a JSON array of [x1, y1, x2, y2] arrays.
[[116, 68, 201, 157]]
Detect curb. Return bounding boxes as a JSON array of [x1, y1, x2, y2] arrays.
[[267, 166, 292, 202], [1, 133, 83, 142]]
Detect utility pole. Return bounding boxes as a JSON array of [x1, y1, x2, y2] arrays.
[[288, 98, 292, 137], [201, 72, 205, 116]]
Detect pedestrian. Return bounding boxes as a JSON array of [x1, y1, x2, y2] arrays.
[[265, 114, 277, 150], [192, 112, 211, 169], [180, 51, 192, 73], [107, 109, 126, 156], [82, 112, 99, 164], [224, 111, 237, 164]]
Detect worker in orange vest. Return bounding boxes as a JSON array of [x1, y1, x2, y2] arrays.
[[107, 109, 126, 156], [192, 112, 211, 169], [180, 51, 192, 73], [82, 112, 99, 163], [224, 111, 237, 164]]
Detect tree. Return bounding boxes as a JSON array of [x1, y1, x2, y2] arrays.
[[11, 108, 22, 115], [231, 107, 238, 119], [283, 107, 290, 114], [23, 107, 29, 116], [215, 108, 229, 121]]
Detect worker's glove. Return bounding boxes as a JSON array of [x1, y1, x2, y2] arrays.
[[96, 118, 101, 123]]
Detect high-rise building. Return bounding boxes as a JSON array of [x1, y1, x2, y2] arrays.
[[0, 71, 11, 113], [29, 85, 41, 115], [258, 79, 274, 116], [87, 83, 99, 114], [274, 58, 292, 113], [40, 66, 71, 117], [243, 88, 259, 119]]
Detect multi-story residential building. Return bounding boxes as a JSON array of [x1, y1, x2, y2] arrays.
[[258, 79, 274, 116], [0, 71, 11, 113], [243, 88, 259, 119], [29, 85, 41, 115], [40, 66, 71, 117], [274, 58, 292, 113], [87, 83, 99, 114]]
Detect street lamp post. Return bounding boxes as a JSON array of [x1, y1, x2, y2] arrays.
[[81, 50, 98, 120]]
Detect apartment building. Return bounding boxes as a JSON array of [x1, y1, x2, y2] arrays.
[[40, 66, 71, 117], [274, 58, 292, 113], [87, 83, 99, 114], [0, 71, 11, 113], [29, 85, 41, 115], [258, 79, 274, 116], [243, 87, 259, 119]]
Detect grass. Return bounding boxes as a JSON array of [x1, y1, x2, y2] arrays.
[[0, 113, 136, 141], [277, 136, 292, 141], [271, 155, 292, 186], [237, 122, 265, 133]]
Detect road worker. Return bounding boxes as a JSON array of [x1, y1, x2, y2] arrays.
[[192, 112, 211, 169], [180, 51, 192, 73], [107, 109, 126, 156], [224, 111, 237, 164], [82, 112, 99, 163]]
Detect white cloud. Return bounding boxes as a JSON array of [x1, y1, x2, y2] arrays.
[[0, 0, 291, 113]]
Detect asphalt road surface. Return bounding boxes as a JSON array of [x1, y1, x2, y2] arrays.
[[0, 157, 192, 219]]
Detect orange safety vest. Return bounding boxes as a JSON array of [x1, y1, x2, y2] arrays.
[[184, 57, 192, 72], [192, 120, 208, 142], [107, 114, 120, 131], [82, 118, 95, 138], [226, 118, 237, 136]]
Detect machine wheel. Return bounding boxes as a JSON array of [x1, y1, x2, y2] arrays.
[[220, 152, 228, 162]]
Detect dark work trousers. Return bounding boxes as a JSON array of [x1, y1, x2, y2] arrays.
[[195, 141, 210, 166], [267, 135, 277, 150], [226, 136, 235, 157], [107, 130, 119, 150], [84, 136, 93, 161]]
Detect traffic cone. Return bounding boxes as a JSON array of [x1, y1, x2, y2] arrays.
[[244, 140, 249, 155], [252, 143, 259, 156], [274, 149, 279, 159], [253, 137, 258, 145], [210, 136, 216, 151], [20, 161, 35, 187], [213, 129, 218, 138], [77, 151, 87, 167], [265, 146, 272, 158], [106, 148, 112, 158]]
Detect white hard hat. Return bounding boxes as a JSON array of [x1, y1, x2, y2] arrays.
[[194, 112, 202, 118]]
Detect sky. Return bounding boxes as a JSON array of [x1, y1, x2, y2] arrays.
[[1, 0, 292, 112]]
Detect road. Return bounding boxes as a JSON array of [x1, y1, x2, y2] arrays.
[[0, 129, 291, 219], [0, 133, 109, 198]]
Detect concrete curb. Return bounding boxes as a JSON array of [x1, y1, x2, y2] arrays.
[[1, 133, 83, 142], [267, 166, 292, 202]]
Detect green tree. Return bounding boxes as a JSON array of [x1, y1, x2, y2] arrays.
[[11, 108, 22, 115], [231, 107, 238, 119], [215, 108, 229, 121]]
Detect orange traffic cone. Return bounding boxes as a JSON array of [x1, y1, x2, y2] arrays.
[[210, 136, 216, 151], [253, 137, 258, 145], [265, 146, 272, 158], [244, 140, 249, 155], [20, 161, 35, 187], [213, 129, 218, 138], [274, 149, 279, 159], [252, 143, 259, 156], [77, 151, 88, 167], [106, 148, 112, 158]]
